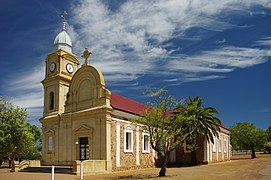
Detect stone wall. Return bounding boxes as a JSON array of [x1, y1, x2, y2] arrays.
[[175, 137, 205, 165], [111, 120, 154, 171]]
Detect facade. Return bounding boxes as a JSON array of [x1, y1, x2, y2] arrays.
[[170, 125, 231, 165], [40, 17, 230, 174]]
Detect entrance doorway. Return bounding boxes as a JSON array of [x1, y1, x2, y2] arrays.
[[79, 137, 89, 161]]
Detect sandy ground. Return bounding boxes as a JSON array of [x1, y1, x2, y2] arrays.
[[0, 154, 271, 180]]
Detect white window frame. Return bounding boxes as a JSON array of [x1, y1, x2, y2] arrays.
[[212, 136, 216, 152], [184, 140, 191, 153], [219, 135, 222, 152], [116, 122, 121, 167], [224, 138, 227, 153], [142, 132, 150, 153], [124, 127, 133, 153]]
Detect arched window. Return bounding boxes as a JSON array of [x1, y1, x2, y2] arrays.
[[49, 92, 54, 110]]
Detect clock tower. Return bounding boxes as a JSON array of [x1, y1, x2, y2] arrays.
[[41, 12, 79, 116]]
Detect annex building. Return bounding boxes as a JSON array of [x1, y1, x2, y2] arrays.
[[40, 16, 230, 174]]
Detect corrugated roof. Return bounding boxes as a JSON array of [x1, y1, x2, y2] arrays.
[[218, 123, 229, 130], [110, 93, 149, 115], [110, 93, 229, 130]]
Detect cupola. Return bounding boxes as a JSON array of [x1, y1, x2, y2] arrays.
[[53, 11, 72, 52]]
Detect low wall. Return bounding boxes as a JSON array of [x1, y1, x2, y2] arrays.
[[9, 160, 42, 172], [73, 160, 108, 175], [19, 160, 41, 170]]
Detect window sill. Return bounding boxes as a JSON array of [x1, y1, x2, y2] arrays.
[[124, 150, 133, 153], [142, 150, 150, 154]]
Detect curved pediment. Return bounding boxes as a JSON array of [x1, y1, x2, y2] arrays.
[[65, 64, 109, 112]]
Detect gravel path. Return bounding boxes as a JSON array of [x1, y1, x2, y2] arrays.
[[0, 154, 270, 180]]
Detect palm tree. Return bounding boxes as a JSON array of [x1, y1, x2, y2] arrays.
[[175, 97, 221, 165]]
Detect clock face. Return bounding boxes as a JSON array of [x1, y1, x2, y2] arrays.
[[66, 63, 74, 73], [49, 62, 56, 72]]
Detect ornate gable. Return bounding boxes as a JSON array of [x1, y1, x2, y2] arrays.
[[65, 63, 110, 112]]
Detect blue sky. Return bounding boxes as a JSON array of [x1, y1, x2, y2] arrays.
[[0, 0, 271, 129]]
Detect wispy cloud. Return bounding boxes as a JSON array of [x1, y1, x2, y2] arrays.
[[261, 107, 271, 113], [7, 63, 44, 109], [164, 75, 225, 87], [255, 37, 271, 47], [70, 0, 271, 83], [3, 0, 271, 124], [168, 46, 269, 73]]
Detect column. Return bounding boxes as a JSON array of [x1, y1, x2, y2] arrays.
[[136, 126, 140, 165], [116, 121, 121, 167], [106, 119, 112, 171]]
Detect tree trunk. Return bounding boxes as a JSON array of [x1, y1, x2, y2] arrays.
[[158, 155, 167, 177], [191, 149, 197, 166], [10, 157, 16, 172], [251, 146, 256, 159]]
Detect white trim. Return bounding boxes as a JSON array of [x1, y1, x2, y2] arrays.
[[221, 135, 224, 161], [184, 140, 191, 153], [204, 138, 208, 162], [228, 136, 231, 160], [136, 126, 140, 165], [224, 138, 227, 153], [124, 126, 133, 153], [209, 139, 212, 162], [219, 135, 222, 153], [142, 132, 150, 153], [116, 122, 121, 167], [112, 117, 132, 124], [216, 137, 219, 161], [112, 117, 144, 127], [212, 136, 216, 152]]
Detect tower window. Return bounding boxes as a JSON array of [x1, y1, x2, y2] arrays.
[[48, 135, 53, 153], [49, 92, 54, 110]]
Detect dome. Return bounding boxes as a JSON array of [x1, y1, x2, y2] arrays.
[[54, 29, 72, 52]]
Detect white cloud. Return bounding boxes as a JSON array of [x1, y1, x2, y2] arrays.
[[8, 63, 44, 109], [4, 0, 271, 124], [168, 46, 269, 73], [164, 75, 225, 86], [261, 107, 271, 113], [8, 65, 44, 93], [69, 0, 271, 83], [256, 37, 271, 47]]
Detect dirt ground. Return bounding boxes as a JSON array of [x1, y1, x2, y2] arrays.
[[0, 153, 271, 180]]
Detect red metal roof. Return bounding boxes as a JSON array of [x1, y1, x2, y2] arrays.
[[218, 123, 229, 131], [110, 93, 229, 130], [110, 93, 149, 115]]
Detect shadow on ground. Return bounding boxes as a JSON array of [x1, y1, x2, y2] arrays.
[[104, 174, 178, 179]]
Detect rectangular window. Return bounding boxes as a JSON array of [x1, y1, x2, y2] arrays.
[[126, 132, 132, 150], [48, 136, 53, 152], [212, 136, 216, 152], [142, 133, 150, 153], [219, 136, 222, 152], [184, 139, 193, 153], [124, 128, 133, 152], [224, 139, 227, 153]]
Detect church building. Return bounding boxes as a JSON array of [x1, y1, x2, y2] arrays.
[[40, 13, 230, 174]]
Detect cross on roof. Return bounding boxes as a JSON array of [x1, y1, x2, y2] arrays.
[[61, 11, 68, 30], [82, 48, 92, 65]]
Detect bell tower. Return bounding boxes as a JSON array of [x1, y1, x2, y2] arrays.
[[41, 11, 79, 116]]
